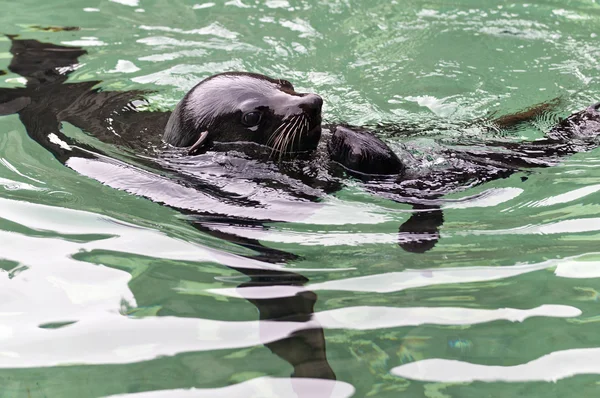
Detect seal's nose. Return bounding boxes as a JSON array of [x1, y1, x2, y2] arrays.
[[300, 93, 323, 112]]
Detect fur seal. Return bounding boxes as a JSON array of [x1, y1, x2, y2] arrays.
[[159, 72, 600, 183]]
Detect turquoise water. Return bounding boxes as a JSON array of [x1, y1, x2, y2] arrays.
[[1, 0, 600, 397]]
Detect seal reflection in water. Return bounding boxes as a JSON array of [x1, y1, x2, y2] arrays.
[[2, 35, 600, 385]]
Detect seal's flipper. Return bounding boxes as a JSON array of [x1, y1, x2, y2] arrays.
[[7, 36, 86, 86], [452, 102, 600, 171], [491, 98, 562, 130], [398, 205, 444, 253], [328, 125, 404, 176]]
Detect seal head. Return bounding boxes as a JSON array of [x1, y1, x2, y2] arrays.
[[163, 72, 322, 155]]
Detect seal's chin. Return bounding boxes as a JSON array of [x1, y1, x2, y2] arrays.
[[299, 124, 322, 151], [288, 121, 321, 154]]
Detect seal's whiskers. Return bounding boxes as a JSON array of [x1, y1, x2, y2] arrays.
[[270, 116, 295, 159], [291, 114, 307, 153], [266, 113, 312, 161], [266, 121, 287, 148], [283, 115, 302, 155], [277, 115, 300, 161]]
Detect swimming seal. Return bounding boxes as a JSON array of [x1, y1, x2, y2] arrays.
[[156, 70, 600, 254], [160, 71, 406, 177], [159, 72, 600, 186]]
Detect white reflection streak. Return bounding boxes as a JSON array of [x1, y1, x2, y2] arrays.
[[0, 314, 320, 368], [532, 184, 600, 207], [0, 304, 579, 368], [392, 347, 600, 383], [0, 197, 287, 271], [0, 158, 45, 184], [138, 23, 238, 39], [443, 188, 523, 209], [308, 260, 556, 294], [307, 251, 600, 294], [314, 305, 580, 330], [109, 0, 139, 6], [0, 177, 45, 191], [107, 376, 355, 398], [208, 226, 397, 245], [461, 217, 600, 236]]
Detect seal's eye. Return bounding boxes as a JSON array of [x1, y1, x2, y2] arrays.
[[242, 111, 262, 127]]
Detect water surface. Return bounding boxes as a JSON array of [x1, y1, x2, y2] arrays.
[[1, 0, 600, 396]]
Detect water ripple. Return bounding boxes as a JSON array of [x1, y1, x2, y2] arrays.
[[108, 377, 354, 398], [392, 347, 600, 383], [314, 305, 580, 330]]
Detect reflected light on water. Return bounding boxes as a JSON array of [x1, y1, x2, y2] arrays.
[[107, 376, 355, 398], [392, 347, 600, 383]]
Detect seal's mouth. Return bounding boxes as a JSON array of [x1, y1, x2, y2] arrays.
[[306, 124, 321, 136], [267, 114, 322, 157]]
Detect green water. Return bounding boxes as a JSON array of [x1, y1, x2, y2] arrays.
[[1, 0, 600, 397]]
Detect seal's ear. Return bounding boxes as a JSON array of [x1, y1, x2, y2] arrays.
[[188, 131, 209, 155]]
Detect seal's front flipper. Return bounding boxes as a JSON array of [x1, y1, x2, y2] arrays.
[[328, 125, 404, 176], [398, 205, 444, 253], [7, 35, 86, 86]]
